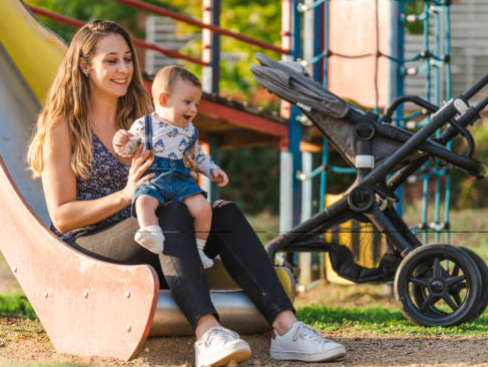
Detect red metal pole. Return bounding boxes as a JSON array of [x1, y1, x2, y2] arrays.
[[112, 0, 288, 54], [280, 0, 292, 122], [27, 5, 208, 66]]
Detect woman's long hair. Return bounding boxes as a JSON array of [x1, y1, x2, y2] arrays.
[[27, 20, 153, 178]]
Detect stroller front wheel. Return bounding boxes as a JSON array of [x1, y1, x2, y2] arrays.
[[394, 244, 482, 327], [457, 247, 488, 323]]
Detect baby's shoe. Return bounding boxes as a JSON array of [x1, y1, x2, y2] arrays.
[[198, 250, 214, 269], [134, 225, 164, 254]]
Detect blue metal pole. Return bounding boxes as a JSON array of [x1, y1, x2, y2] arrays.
[[320, 0, 330, 212], [394, 0, 405, 217], [313, 1, 323, 81], [290, 0, 303, 226]]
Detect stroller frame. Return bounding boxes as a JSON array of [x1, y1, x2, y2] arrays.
[[252, 53, 488, 327]]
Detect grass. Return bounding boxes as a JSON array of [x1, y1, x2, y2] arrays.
[[0, 293, 37, 320], [247, 211, 280, 244], [297, 305, 488, 336]]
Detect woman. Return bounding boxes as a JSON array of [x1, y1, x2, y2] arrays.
[[27, 20, 346, 367]]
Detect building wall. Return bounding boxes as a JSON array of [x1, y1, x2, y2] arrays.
[[404, 0, 488, 101]]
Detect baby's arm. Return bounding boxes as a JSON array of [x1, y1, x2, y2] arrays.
[[113, 120, 143, 158], [193, 141, 229, 187]]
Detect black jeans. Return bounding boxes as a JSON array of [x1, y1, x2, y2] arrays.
[[71, 200, 294, 331]]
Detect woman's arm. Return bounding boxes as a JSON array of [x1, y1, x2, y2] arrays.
[[41, 120, 154, 233]]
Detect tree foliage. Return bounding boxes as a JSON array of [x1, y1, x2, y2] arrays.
[[450, 120, 488, 209], [25, 0, 185, 41]]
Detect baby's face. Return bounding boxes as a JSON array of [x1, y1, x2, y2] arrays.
[[156, 79, 202, 127]]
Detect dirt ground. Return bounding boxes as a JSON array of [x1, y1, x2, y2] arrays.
[[1, 316, 488, 367], [1, 267, 488, 367]]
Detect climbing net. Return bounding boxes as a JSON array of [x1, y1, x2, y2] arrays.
[[296, 0, 453, 244]]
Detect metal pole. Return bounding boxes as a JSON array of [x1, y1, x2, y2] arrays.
[[298, 0, 315, 285], [202, 0, 220, 94], [444, 4, 452, 244], [299, 152, 313, 285], [433, 8, 442, 243], [202, 0, 221, 201], [320, 0, 330, 213], [279, 0, 294, 265], [290, 0, 303, 227], [386, 0, 404, 217]]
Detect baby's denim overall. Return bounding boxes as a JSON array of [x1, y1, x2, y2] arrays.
[[132, 115, 207, 217]]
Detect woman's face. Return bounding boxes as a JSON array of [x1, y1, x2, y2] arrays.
[[85, 34, 134, 99]]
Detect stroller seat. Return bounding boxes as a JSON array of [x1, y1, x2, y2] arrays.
[[251, 53, 487, 177]]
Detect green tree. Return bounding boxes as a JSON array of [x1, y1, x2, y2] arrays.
[[451, 121, 488, 209], [26, 0, 183, 41]]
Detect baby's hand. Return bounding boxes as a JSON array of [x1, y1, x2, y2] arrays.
[[211, 169, 229, 187], [113, 129, 132, 148], [113, 130, 141, 158]]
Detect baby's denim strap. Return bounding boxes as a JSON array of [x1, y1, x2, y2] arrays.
[[183, 128, 199, 155], [144, 114, 153, 151]]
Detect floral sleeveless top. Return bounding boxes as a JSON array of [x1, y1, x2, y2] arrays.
[[51, 133, 131, 242]]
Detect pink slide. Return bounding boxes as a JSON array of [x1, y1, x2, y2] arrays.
[[0, 0, 294, 360]]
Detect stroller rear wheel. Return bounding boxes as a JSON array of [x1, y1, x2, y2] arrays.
[[394, 244, 482, 327], [409, 247, 488, 323]]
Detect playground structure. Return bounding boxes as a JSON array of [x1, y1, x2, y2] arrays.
[[284, 0, 460, 286], [16, 0, 466, 282]]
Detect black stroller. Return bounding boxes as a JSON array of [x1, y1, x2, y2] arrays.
[[251, 53, 488, 327]]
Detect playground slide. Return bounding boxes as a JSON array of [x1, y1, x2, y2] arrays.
[[0, 2, 161, 359], [0, 0, 295, 360]]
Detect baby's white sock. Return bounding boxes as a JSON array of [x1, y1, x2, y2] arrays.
[[196, 238, 214, 269], [135, 225, 165, 254]]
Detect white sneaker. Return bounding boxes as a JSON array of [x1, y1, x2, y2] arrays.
[[270, 322, 346, 362], [134, 225, 164, 254], [199, 250, 214, 269], [195, 326, 251, 367]]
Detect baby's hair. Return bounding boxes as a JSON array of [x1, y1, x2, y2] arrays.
[[152, 65, 202, 101]]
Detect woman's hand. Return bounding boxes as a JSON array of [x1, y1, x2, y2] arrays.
[[185, 155, 199, 180], [121, 144, 155, 203]]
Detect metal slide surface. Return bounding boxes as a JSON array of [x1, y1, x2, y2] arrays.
[[0, 42, 48, 224]]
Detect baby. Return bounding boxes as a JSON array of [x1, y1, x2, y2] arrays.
[[113, 65, 229, 268]]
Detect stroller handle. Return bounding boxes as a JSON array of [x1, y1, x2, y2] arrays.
[[461, 71, 488, 101], [473, 92, 488, 113]]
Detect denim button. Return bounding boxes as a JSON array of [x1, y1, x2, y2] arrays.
[[172, 161, 177, 166]]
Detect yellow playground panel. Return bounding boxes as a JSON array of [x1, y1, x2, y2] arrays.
[[0, 0, 66, 104], [324, 193, 388, 285]]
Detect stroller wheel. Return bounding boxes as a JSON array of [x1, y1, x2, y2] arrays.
[[457, 247, 488, 322], [394, 244, 482, 327], [409, 247, 488, 323]]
